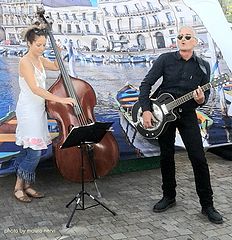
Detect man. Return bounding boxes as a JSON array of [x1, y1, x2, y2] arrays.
[[139, 26, 223, 224]]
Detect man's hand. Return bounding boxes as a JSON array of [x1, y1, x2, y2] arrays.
[[142, 111, 155, 129], [193, 86, 205, 104]]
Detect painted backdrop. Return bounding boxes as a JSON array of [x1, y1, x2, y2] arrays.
[[1, 0, 232, 161]]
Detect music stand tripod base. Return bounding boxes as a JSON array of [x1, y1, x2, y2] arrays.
[[61, 122, 117, 228]]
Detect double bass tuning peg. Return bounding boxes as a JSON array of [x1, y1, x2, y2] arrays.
[[36, 6, 53, 26], [45, 16, 54, 25], [36, 6, 45, 16]]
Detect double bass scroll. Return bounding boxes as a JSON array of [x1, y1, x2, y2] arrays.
[[37, 9, 119, 182]]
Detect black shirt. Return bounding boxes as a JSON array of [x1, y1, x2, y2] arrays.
[[139, 51, 210, 112]]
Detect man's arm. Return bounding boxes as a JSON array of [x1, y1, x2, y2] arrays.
[[139, 54, 165, 112]]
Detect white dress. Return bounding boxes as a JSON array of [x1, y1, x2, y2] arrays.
[[15, 65, 52, 150]]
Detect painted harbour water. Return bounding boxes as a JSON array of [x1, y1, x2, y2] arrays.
[[0, 56, 154, 159], [0, 55, 232, 160]]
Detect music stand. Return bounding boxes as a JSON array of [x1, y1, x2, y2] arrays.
[[61, 122, 116, 228]]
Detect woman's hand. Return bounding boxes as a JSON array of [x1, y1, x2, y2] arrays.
[[193, 86, 205, 104], [59, 97, 77, 106]]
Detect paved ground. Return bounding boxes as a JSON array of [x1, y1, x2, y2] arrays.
[[1, 150, 232, 240]]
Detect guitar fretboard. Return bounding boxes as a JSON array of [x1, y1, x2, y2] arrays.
[[166, 83, 211, 111]]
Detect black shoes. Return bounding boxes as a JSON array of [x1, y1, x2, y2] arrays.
[[153, 197, 176, 212], [153, 198, 223, 224], [202, 206, 223, 224]]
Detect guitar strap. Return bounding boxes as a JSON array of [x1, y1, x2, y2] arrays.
[[151, 55, 208, 100], [196, 56, 208, 75], [150, 87, 160, 99]]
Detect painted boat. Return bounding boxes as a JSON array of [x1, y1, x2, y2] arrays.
[[116, 83, 160, 157], [116, 83, 140, 109], [0, 111, 59, 176], [116, 83, 214, 152], [91, 55, 104, 63], [145, 54, 159, 64], [130, 55, 146, 63], [223, 83, 232, 116], [224, 90, 232, 116], [114, 55, 131, 63]]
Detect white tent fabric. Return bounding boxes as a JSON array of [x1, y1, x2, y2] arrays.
[[182, 0, 232, 73]]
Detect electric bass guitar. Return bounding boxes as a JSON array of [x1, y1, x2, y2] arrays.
[[131, 74, 229, 139]]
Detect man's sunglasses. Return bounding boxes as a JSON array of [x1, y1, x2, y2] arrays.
[[177, 34, 193, 40]]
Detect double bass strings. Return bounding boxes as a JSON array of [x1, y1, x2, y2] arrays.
[[48, 30, 87, 126]]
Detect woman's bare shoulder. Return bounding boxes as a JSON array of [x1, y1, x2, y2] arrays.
[[19, 55, 29, 64], [19, 55, 34, 76], [19, 55, 30, 65]]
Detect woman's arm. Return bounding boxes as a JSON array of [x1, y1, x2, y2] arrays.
[[40, 56, 59, 71], [19, 57, 75, 106], [41, 43, 63, 71]]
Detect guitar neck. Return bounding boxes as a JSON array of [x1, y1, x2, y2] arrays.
[[167, 82, 211, 110]]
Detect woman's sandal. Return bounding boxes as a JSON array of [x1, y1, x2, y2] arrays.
[[24, 187, 45, 198], [14, 189, 32, 203]]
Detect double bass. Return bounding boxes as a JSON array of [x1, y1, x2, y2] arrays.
[[37, 10, 119, 182]]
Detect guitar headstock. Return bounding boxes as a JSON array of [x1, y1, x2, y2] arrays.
[[211, 73, 230, 88]]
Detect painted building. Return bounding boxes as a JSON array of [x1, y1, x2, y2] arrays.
[[98, 0, 204, 51], [43, 4, 105, 51], [0, 0, 39, 44], [0, 0, 207, 51]]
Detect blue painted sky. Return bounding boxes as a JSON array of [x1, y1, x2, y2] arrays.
[[90, 0, 98, 7]]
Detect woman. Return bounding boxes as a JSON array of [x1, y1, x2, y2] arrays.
[[13, 25, 76, 203]]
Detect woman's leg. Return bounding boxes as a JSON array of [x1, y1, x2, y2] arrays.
[[14, 148, 28, 191], [21, 148, 45, 198], [15, 177, 24, 191], [14, 148, 42, 202], [16, 147, 42, 184]]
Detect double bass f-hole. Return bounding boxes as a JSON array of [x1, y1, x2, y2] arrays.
[[37, 9, 119, 183]]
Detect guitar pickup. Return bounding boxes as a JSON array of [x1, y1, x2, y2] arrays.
[[160, 104, 168, 114]]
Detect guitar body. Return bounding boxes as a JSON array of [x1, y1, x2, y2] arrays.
[[131, 74, 228, 139], [132, 93, 177, 139]]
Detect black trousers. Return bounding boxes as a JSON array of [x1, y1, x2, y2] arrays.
[[158, 110, 213, 208]]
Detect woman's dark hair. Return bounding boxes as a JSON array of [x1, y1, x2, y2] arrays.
[[24, 25, 48, 44]]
